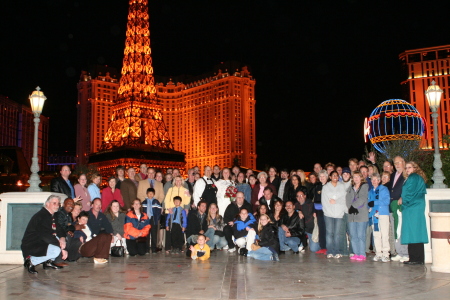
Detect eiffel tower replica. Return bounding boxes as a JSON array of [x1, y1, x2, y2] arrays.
[[89, 0, 185, 176]]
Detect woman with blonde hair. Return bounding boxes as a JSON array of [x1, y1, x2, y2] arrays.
[[346, 171, 369, 261], [401, 161, 428, 265], [164, 175, 191, 213], [204, 203, 227, 250], [87, 173, 101, 201], [246, 214, 279, 261]]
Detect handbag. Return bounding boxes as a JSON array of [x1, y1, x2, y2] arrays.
[[312, 216, 319, 243], [111, 239, 125, 257]]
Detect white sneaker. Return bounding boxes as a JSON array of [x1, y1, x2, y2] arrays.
[[390, 255, 401, 261], [373, 255, 382, 262], [381, 256, 390, 263], [327, 254, 334, 258], [222, 245, 229, 250], [94, 258, 108, 264], [228, 247, 236, 253], [298, 245, 304, 252], [399, 256, 409, 262], [334, 254, 343, 258]]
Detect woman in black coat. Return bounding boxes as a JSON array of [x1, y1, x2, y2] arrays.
[[246, 214, 280, 261], [283, 175, 303, 203]]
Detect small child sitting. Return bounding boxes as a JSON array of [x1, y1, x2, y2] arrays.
[[189, 234, 210, 260]]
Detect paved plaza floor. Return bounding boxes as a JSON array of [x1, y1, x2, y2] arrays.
[[1, 250, 449, 299]]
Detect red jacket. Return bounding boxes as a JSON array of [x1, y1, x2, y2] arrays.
[[101, 187, 124, 211]]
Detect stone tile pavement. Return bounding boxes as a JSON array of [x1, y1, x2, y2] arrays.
[[1, 250, 449, 299]]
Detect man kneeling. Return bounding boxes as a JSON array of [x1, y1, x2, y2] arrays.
[[22, 195, 68, 274]]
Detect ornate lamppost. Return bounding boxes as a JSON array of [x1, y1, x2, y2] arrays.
[[27, 86, 47, 192], [425, 80, 447, 188]]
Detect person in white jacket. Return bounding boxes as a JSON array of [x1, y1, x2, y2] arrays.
[[321, 170, 347, 259]]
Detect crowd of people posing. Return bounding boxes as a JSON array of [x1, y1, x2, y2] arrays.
[[21, 156, 429, 274]]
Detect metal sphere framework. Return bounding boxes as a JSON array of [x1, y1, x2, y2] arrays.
[[366, 99, 425, 153]]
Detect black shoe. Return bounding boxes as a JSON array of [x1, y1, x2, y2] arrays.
[[43, 260, 63, 270], [24, 257, 31, 268], [403, 261, 424, 265], [27, 262, 38, 274], [279, 251, 286, 255], [239, 248, 248, 256], [292, 251, 299, 254]]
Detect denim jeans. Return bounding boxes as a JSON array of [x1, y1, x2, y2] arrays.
[[348, 221, 367, 256], [30, 244, 61, 266], [339, 213, 350, 255], [248, 247, 273, 261], [205, 228, 228, 249], [278, 228, 300, 251], [324, 216, 344, 255], [306, 232, 321, 252]]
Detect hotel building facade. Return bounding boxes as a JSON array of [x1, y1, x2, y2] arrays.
[[76, 64, 257, 171], [400, 45, 450, 149]]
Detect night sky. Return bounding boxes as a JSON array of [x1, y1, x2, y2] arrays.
[[1, 0, 449, 171]]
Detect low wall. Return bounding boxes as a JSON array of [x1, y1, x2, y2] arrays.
[[0, 192, 66, 264]]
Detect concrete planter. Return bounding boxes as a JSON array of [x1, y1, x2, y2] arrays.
[[429, 212, 450, 273]]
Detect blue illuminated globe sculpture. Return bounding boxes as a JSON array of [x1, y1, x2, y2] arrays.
[[365, 99, 425, 154]]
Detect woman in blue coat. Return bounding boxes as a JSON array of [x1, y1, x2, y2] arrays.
[[400, 161, 428, 265]]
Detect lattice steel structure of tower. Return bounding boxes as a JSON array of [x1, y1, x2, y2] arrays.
[[102, 0, 173, 150], [89, 0, 185, 177]]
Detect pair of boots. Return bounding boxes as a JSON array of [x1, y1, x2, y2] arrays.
[[24, 257, 63, 274]]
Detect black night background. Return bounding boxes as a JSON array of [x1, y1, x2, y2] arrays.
[[1, 0, 448, 170]]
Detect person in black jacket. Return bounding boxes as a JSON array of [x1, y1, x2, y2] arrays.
[[22, 195, 68, 274], [247, 214, 280, 261], [283, 175, 304, 203], [258, 186, 281, 212], [185, 200, 208, 246], [223, 192, 253, 252], [54, 198, 84, 265], [50, 165, 75, 199], [278, 200, 305, 253], [296, 189, 320, 252]]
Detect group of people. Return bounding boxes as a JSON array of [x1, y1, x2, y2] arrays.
[[22, 156, 429, 274]]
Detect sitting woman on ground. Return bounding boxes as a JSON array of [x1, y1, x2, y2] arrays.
[[268, 199, 285, 226], [124, 199, 150, 256], [75, 211, 113, 264], [233, 208, 257, 256], [254, 203, 269, 221], [105, 200, 127, 254], [247, 214, 280, 261], [204, 203, 227, 250]]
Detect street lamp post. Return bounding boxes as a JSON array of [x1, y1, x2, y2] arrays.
[[27, 86, 47, 192], [425, 80, 447, 188]]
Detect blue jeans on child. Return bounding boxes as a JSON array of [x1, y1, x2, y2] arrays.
[[278, 228, 300, 251], [248, 247, 273, 261]]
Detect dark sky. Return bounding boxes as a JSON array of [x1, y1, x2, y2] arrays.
[[1, 0, 449, 171]]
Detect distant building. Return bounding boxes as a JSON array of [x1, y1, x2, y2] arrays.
[[76, 0, 256, 173], [400, 45, 450, 149], [76, 64, 257, 171], [76, 66, 119, 165], [47, 152, 77, 172], [0, 95, 49, 171]]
